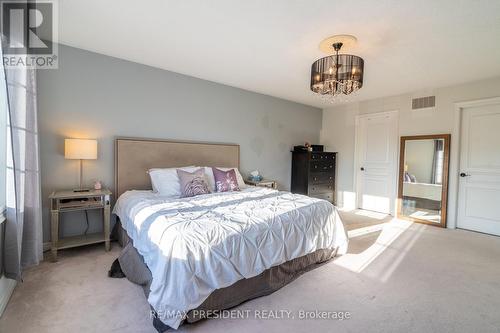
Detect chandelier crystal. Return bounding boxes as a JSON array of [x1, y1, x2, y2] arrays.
[[310, 42, 364, 98]]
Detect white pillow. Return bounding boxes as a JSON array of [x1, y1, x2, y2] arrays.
[[148, 166, 197, 197], [200, 167, 247, 191]]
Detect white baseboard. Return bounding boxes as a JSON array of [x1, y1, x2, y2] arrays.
[[0, 275, 16, 317]]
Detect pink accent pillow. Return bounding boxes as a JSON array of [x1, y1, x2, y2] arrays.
[[176, 168, 211, 198], [212, 168, 240, 192]]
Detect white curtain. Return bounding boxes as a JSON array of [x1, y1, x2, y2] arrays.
[[1, 38, 43, 280]]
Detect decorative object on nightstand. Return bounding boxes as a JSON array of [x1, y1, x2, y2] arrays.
[[248, 170, 263, 182], [291, 149, 337, 204], [49, 188, 111, 262], [64, 138, 98, 192], [245, 179, 278, 190]]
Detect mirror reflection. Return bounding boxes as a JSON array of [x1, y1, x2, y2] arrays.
[[400, 137, 448, 225]]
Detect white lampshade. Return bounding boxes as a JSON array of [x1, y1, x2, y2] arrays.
[[64, 139, 97, 160]]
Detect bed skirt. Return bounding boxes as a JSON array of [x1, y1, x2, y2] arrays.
[[115, 223, 338, 331]]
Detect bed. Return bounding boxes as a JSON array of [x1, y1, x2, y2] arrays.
[[112, 138, 348, 331], [402, 182, 442, 201], [402, 181, 442, 210]]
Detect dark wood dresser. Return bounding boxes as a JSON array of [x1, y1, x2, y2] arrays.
[[291, 151, 337, 204]]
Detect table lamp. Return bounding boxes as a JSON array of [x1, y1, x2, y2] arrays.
[[65, 138, 97, 192]]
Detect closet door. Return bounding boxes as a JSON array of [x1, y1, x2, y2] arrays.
[[457, 102, 500, 236], [356, 111, 398, 214]]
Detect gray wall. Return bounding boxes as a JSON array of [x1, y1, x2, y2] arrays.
[[38, 44, 322, 241]]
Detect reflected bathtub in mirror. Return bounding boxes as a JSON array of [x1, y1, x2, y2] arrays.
[[397, 134, 450, 227]]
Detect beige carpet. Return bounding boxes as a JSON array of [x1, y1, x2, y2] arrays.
[[1, 210, 500, 333]]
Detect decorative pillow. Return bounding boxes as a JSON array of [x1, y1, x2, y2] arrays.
[[148, 166, 197, 197], [176, 168, 211, 198], [200, 166, 247, 192], [212, 168, 240, 192]]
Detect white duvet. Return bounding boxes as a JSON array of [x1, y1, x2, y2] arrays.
[[113, 187, 348, 329]]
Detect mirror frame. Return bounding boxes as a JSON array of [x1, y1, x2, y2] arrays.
[[397, 134, 451, 227]]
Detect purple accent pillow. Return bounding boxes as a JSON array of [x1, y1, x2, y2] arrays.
[[176, 168, 211, 198], [212, 168, 240, 192]]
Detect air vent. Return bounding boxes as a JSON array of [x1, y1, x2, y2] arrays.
[[412, 96, 435, 110]]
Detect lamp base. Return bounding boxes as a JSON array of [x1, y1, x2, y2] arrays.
[[73, 188, 91, 193]]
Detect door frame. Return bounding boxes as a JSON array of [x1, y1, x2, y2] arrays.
[[451, 96, 500, 230], [353, 110, 399, 215]]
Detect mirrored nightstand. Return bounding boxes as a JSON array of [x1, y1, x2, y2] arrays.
[[49, 188, 112, 261], [244, 179, 278, 190]]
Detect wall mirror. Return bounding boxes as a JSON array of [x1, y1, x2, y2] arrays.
[[398, 134, 450, 227]]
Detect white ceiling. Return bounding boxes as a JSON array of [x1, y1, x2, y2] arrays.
[[58, 0, 500, 108]]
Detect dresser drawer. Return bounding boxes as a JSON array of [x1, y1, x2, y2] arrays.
[[309, 184, 334, 194], [310, 173, 334, 184], [310, 192, 334, 202], [310, 160, 335, 172], [310, 153, 336, 161]]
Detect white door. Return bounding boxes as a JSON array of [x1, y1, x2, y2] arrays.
[[457, 102, 500, 236], [356, 111, 398, 214]]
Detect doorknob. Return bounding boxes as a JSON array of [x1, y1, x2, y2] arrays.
[[360, 167, 365, 171], [460, 172, 470, 177]]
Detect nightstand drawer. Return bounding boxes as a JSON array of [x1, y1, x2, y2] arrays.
[[58, 197, 105, 211], [244, 179, 277, 190]]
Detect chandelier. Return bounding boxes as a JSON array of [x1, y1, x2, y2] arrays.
[[310, 35, 364, 98]]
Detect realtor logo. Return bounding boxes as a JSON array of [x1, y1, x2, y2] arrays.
[[1, 0, 58, 68]]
